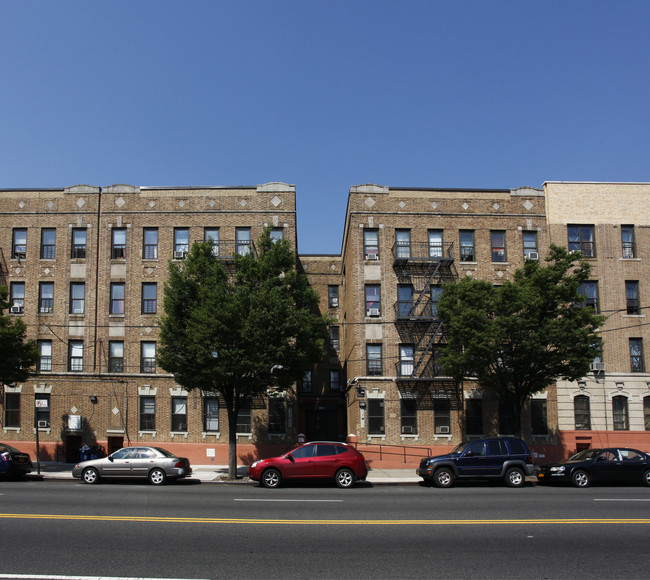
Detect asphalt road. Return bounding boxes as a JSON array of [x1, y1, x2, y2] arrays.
[[1, 478, 649, 580]]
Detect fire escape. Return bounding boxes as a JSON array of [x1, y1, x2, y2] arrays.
[[392, 240, 461, 408]]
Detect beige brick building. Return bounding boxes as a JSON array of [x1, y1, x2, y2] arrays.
[[1, 180, 648, 467]]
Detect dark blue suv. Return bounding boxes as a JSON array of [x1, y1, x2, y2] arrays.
[[416, 437, 536, 488]]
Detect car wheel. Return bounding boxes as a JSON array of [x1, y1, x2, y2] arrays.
[[335, 468, 355, 489], [149, 468, 167, 486], [261, 468, 282, 489], [505, 467, 525, 488], [642, 470, 650, 487], [82, 467, 100, 484], [433, 467, 454, 488], [571, 469, 590, 488]]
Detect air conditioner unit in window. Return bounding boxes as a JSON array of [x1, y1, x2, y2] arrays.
[[437, 425, 450, 434], [365, 253, 379, 261], [173, 251, 187, 259], [367, 308, 380, 317], [10, 305, 24, 314], [525, 252, 539, 261], [590, 362, 606, 372], [39, 307, 52, 313], [330, 298, 339, 308], [37, 420, 49, 428], [14, 252, 26, 260], [402, 426, 414, 434]]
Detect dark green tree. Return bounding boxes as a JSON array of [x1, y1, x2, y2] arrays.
[[157, 229, 328, 478], [438, 245, 605, 437], [0, 286, 39, 386]]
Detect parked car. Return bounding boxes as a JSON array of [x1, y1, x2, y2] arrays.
[[0, 443, 33, 478], [416, 437, 536, 488], [537, 447, 650, 488], [72, 446, 192, 485], [248, 441, 368, 488]]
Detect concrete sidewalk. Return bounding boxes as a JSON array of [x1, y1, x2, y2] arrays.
[[32, 462, 422, 485]]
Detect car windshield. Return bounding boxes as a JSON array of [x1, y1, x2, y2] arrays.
[[568, 449, 602, 461], [450, 442, 470, 455]]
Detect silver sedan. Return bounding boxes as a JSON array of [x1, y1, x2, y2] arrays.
[[72, 446, 192, 485]]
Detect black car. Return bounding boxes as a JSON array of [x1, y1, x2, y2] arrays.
[[0, 443, 33, 478], [538, 447, 650, 488], [416, 437, 536, 488]]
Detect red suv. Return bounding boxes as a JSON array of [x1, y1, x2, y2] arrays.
[[248, 441, 368, 488]]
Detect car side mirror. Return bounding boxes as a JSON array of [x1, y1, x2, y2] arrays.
[[286, 453, 294, 462], [464, 451, 473, 457], [108, 455, 114, 462]]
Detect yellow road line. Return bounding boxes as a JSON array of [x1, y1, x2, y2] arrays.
[[0, 513, 649, 525]]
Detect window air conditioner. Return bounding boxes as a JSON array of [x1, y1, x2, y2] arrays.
[[14, 253, 26, 260], [10, 305, 24, 314], [365, 253, 379, 261], [525, 252, 539, 261], [367, 308, 380, 317], [437, 426, 450, 434], [39, 307, 52, 313], [173, 251, 187, 259], [402, 426, 413, 434], [37, 420, 49, 428], [590, 362, 605, 372], [330, 298, 339, 308]]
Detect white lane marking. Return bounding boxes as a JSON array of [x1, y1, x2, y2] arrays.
[[593, 498, 650, 502], [234, 498, 343, 502], [0, 576, 209, 580]]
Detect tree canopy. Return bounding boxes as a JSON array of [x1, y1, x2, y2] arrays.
[[157, 229, 328, 478], [0, 285, 39, 386], [438, 245, 605, 436]]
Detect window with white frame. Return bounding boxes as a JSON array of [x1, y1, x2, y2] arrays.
[[428, 230, 443, 258], [399, 344, 414, 377], [70, 282, 85, 314], [364, 229, 379, 260], [366, 344, 382, 376], [395, 229, 411, 259], [142, 282, 157, 314], [38, 340, 52, 372], [236, 228, 251, 256], [141, 342, 156, 373], [39, 282, 54, 313], [625, 281, 640, 315], [108, 341, 124, 373], [110, 282, 125, 315], [171, 397, 188, 431], [40, 228, 56, 259], [140, 396, 155, 430], [621, 225, 636, 258], [459, 230, 475, 262], [612, 395, 629, 431], [68, 341, 83, 371], [12, 228, 27, 259], [203, 396, 219, 432], [568, 225, 595, 258], [71, 228, 87, 259], [174, 228, 189, 257], [491, 230, 506, 262], [111, 228, 126, 259], [365, 285, 381, 316], [574, 395, 591, 430], [523, 231, 538, 259], [143, 228, 158, 259], [10, 282, 25, 313]]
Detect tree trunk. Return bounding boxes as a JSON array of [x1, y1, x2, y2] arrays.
[[226, 403, 239, 480]]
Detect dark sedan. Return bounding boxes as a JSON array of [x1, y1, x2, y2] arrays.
[[72, 446, 192, 485], [538, 447, 650, 488], [0, 443, 33, 478]]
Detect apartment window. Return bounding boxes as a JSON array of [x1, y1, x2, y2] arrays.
[[574, 395, 591, 430], [328, 285, 339, 308], [434, 399, 451, 434], [108, 341, 124, 373], [395, 229, 411, 259], [568, 225, 595, 258], [4, 392, 20, 428], [401, 399, 417, 435], [39, 282, 54, 313], [621, 225, 636, 259], [268, 398, 286, 434], [12, 228, 27, 259], [498, 401, 516, 435], [625, 281, 640, 315], [71, 228, 87, 259], [141, 342, 156, 373], [69, 282, 85, 314], [142, 283, 157, 314], [612, 395, 629, 431], [366, 344, 382, 376], [523, 231, 538, 259], [35, 394, 50, 429], [174, 228, 189, 258], [430, 285, 443, 319], [10, 282, 25, 313], [329, 326, 340, 350], [364, 229, 379, 260], [143, 228, 158, 259], [205, 228, 219, 256], [302, 371, 312, 393], [236, 228, 251, 256], [110, 283, 125, 315], [270, 228, 283, 243], [236, 400, 252, 433], [578, 281, 600, 313], [111, 228, 126, 259], [40, 228, 56, 259], [644, 396, 650, 431], [365, 285, 381, 316], [531, 399, 548, 435], [68, 341, 84, 372], [140, 396, 156, 431], [630, 338, 644, 372], [428, 230, 443, 258], [459, 230, 475, 262], [491, 230, 507, 262], [465, 399, 483, 435], [330, 370, 341, 391], [203, 396, 219, 432], [171, 397, 188, 431], [399, 344, 414, 377], [397, 285, 413, 318], [368, 399, 385, 435], [38, 340, 52, 372]]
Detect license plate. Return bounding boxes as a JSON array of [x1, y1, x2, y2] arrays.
[[17, 457, 25, 463]]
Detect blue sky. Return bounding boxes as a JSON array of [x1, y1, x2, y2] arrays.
[[2, 1, 649, 254]]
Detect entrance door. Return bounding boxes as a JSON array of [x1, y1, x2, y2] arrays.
[[305, 410, 338, 441]]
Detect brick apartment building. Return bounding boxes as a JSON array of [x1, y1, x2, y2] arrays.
[[1, 181, 649, 466]]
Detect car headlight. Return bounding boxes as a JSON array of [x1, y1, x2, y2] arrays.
[[250, 461, 259, 469], [550, 466, 565, 473]]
